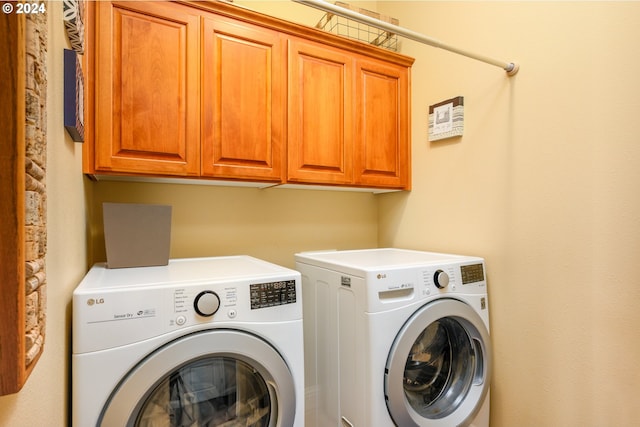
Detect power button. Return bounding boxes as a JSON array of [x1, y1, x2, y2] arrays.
[[176, 315, 187, 326]]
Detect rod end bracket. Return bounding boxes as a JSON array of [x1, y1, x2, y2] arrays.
[[505, 62, 520, 76]]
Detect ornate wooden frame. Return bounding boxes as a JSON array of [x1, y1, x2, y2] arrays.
[[0, 11, 45, 396], [0, 11, 28, 396]]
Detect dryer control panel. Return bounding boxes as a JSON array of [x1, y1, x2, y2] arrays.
[[74, 276, 301, 354], [250, 280, 297, 309]]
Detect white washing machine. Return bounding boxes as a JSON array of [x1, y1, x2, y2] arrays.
[[295, 248, 491, 427], [72, 256, 304, 427]]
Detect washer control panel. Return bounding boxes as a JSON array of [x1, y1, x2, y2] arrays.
[[419, 262, 486, 297], [461, 263, 485, 284]]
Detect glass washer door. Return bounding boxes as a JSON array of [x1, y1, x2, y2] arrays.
[[99, 329, 296, 427], [385, 298, 491, 427]]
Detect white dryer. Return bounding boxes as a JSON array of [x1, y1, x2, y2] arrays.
[[295, 248, 491, 427], [72, 256, 304, 427]]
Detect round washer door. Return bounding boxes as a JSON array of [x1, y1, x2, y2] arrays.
[[99, 329, 296, 427], [385, 298, 491, 427]]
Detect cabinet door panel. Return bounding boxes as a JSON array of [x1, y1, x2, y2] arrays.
[[355, 58, 410, 189], [95, 1, 200, 175], [288, 39, 353, 184], [202, 16, 285, 181]]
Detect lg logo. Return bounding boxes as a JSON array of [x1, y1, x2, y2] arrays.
[[377, 273, 387, 279], [87, 298, 105, 306]]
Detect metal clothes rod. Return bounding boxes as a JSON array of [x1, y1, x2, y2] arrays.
[[292, 0, 519, 76]]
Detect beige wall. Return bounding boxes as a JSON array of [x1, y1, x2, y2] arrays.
[[89, 181, 378, 269], [377, 2, 640, 426]]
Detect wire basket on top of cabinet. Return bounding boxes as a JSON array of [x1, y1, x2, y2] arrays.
[[315, 1, 399, 52]]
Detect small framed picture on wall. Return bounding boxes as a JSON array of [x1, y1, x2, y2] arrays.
[[64, 49, 84, 142], [63, 0, 85, 53]]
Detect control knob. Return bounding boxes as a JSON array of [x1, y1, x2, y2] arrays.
[[194, 291, 220, 317], [434, 270, 450, 289]]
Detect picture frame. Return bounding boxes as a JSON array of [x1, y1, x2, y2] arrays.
[[64, 49, 84, 142], [63, 0, 85, 53], [428, 96, 464, 142]]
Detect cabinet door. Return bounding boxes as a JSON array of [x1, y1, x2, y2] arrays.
[[202, 16, 285, 181], [287, 39, 354, 185], [95, 1, 200, 176], [354, 58, 410, 189]]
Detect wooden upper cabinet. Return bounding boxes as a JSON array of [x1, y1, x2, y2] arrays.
[[287, 38, 354, 185], [288, 40, 411, 189], [354, 58, 410, 189], [86, 1, 413, 189], [201, 15, 285, 181], [93, 1, 200, 176]]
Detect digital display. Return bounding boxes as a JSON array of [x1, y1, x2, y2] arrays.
[[250, 280, 297, 310], [461, 263, 484, 284]]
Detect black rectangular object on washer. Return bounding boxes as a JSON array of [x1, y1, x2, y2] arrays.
[[250, 280, 297, 309], [461, 263, 485, 284]]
